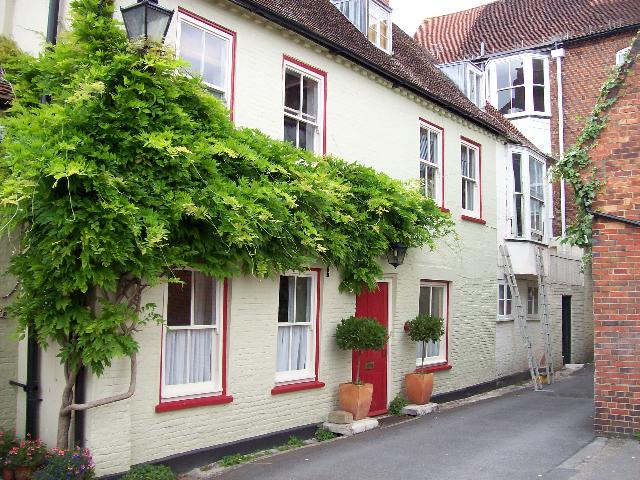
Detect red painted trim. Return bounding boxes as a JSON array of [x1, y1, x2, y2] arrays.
[[416, 363, 452, 373], [368, 408, 388, 416], [283, 55, 328, 156], [271, 380, 325, 395], [461, 136, 482, 219], [311, 268, 322, 384], [155, 394, 233, 413], [419, 279, 452, 371], [157, 275, 231, 409], [461, 215, 487, 225], [419, 118, 445, 209], [440, 207, 450, 213], [178, 8, 237, 122]]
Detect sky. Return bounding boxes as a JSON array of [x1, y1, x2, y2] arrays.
[[389, 0, 496, 36]]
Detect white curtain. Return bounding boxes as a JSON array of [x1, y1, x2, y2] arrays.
[[290, 325, 308, 371], [189, 329, 213, 383], [276, 327, 290, 372], [165, 330, 188, 385]]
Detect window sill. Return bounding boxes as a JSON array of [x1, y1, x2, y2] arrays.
[[155, 394, 233, 413], [503, 112, 551, 120], [271, 380, 325, 395], [496, 316, 514, 323], [461, 215, 486, 225], [415, 363, 452, 373], [505, 237, 549, 247]]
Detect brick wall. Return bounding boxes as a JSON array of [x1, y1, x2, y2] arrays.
[[0, 234, 18, 430], [550, 30, 636, 235], [590, 46, 640, 436]]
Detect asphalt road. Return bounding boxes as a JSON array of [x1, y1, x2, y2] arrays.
[[219, 366, 598, 480]]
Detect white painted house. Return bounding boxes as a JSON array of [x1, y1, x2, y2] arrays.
[[0, 0, 591, 477]]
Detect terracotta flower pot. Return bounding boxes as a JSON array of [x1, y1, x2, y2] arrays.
[[338, 382, 373, 420], [2, 467, 14, 480], [405, 372, 434, 405], [13, 467, 31, 480]]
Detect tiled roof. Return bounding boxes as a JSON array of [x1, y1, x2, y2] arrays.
[[230, 0, 528, 141], [415, 0, 640, 63]]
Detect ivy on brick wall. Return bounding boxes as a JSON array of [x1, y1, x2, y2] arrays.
[[553, 34, 639, 251], [0, 0, 454, 447]]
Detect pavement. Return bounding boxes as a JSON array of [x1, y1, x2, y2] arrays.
[[207, 365, 640, 479]]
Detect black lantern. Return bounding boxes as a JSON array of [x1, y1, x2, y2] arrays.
[[386, 243, 408, 268], [121, 0, 174, 43]]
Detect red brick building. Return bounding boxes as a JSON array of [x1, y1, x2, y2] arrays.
[[589, 37, 640, 436], [414, 0, 640, 236]]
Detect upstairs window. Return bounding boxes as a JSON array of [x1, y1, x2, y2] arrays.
[[467, 68, 484, 107], [616, 47, 631, 66], [490, 55, 549, 116], [368, 1, 391, 52], [283, 59, 325, 154], [510, 151, 547, 242], [419, 122, 443, 205], [461, 142, 480, 216], [331, 0, 367, 33], [177, 12, 234, 107]]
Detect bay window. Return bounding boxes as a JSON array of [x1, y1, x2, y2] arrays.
[[162, 270, 222, 399], [489, 55, 549, 116], [283, 60, 325, 154], [416, 281, 448, 367], [276, 271, 319, 383], [510, 150, 548, 241], [461, 141, 480, 216], [419, 122, 443, 204], [177, 12, 234, 107]]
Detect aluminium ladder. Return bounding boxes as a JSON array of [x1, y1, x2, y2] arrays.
[[535, 247, 555, 384], [499, 244, 542, 391]]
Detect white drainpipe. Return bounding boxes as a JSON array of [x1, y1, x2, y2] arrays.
[[551, 47, 566, 237]]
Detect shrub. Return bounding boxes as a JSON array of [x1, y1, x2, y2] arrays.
[[120, 464, 176, 480], [406, 314, 445, 368], [314, 428, 336, 442], [388, 395, 408, 416], [336, 316, 388, 384], [217, 454, 247, 468], [33, 447, 94, 480], [0, 430, 17, 463], [4, 438, 47, 469]]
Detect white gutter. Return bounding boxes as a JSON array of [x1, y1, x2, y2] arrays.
[[551, 47, 566, 236]]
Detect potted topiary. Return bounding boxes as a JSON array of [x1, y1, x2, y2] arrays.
[[335, 315, 388, 420], [404, 313, 445, 405]]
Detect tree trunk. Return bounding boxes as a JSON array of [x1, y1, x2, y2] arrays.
[[56, 364, 78, 449]]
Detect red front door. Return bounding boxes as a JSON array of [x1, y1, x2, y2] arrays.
[[354, 282, 389, 416]]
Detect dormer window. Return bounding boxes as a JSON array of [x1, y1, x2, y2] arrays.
[[331, 0, 392, 53]]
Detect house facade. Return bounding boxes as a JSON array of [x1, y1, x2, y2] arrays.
[[0, 0, 592, 476]]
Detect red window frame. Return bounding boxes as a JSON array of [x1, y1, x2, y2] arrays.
[[177, 8, 237, 122], [416, 279, 453, 373], [155, 278, 232, 412], [460, 136, 486, 224], [282, 55, 328, 156], [271, 267, 325, 394]]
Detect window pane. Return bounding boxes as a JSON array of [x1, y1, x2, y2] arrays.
[[368, 20, 378, 44], [290, 325, 308, 370], [165, 330, 188, 385], [284, 70, 301, 111], [532, 59, 545, 85], [419, 161, 426, 193], [167, 270, 192, 327], [203, 32, 227, 89], [512, 86, 525, 112], [298, 121, 314, 152], [431, 287, 444, 318], [419, 129, 429, 161], [276, 326, 290, 371], [426, 339, 439, 357], [284, 117, 297, 147], [530, 160, 544, 199], [295, 277, 311, 323], [496, 62, 510, 89], [193, 272, 216, 326], [464, 180, 475, 210], [533, 85, 545, 112], [498, 89, 512, 114], [188, 329, 213, 383], [468, 149, 476, 179], [430, 131, 438, 165], [512, 154, 522, 193], [278, 276, 291, 323], [461, 146, 468, 176], [515, 195, 524, 237], [511, 59, 524, 86], [179, 22, 203, 77], [419, 286, 431, 316], [426, 165, 437, 199], [302, 76, 318, 121]]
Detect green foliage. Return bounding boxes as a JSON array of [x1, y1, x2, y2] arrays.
[[388, 394, 408, 416], [283, 436, 303, 449], [0, 0, 453, 382], [120, 464, 176, 480], [217, 454, 247, 467], [33, 447, 94, 480], [335, 316, 388, 352], [406, 314, 444, 366], [4, 438, 47, 469], [314, 428, 336, 442], [553, 35, 638, 250], [0, 429, 17, 461]]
